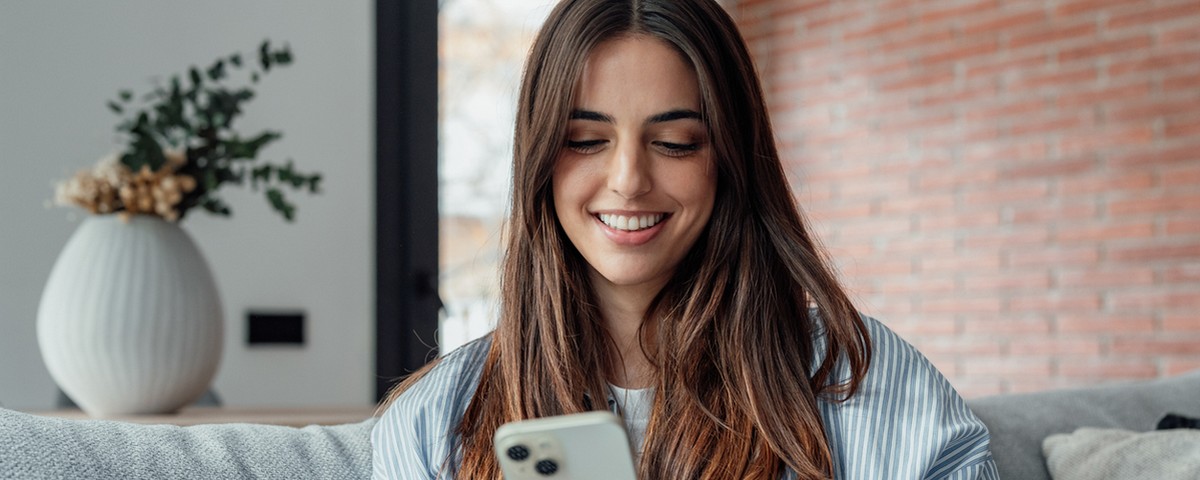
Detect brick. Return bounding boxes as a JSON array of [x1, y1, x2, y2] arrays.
[[1108, 194, 1200, 217], [880, 234, 957, 254], [1165, 115, 1200, 139], [1110, 244, 1200, 263], [921, 253, 1003, 273], [1007, 246, 1101, 268], [1054, 222, 1155, 243], [1057, 35, 1153, 63], [1110, 51, 1200, 78], [1058, 267, 1156, 289], [879, 27, 957, 55], [1009, 338, 1102, 356], [920, 39, 1000, 66], [1057, 314, 1156, 333], [918, 0, 999, 25], [1054, 0, 1133, 16], [962, 271, 1052, 291], [962, 140, 1048, 163], [965, 51, 1051, 80], [1009, 114, 1087, 137], [961, 8, 1047, 36], [918, 168, 1000, 191], [1055, 81, 1152, 109], [1111, 337, 1200, 356], [963, 182, 1051, 206], [1110, 143, 1200, 168], [1010, 293, 1102, 313], [964, 99, 1049, 122], [961, 315, 1053, 335], [1164, 263, 1200, 283], [1162, 24, 1200, 47], [915, 338, 1005, 356], [1001, 157, 1095, 181], [1111, 98, 1200, 123], [1058, 359, 1159, 379], [1009, 202, 1099, 224], [876, 66, 957, 93], [923, 296, 1004, 314], [843, 16, 912, 42], [1058, 172, 1155, 196], [1166, 360, 1200, 376], [837, 176, 912, 199], [1164, 314, 1200, 332], [1008, 22, 1097, 50], [877, 276, 957, 294], [955, 380, 1007, 398], [1009, 65, 1099, 91], [1166, 218, 1200, 235], [877, 194, 957, 214], [918, 210, 1004, 231], [1108, 2, 1200, 30], [1164, 73, 1200, 94], [1059, 126, 1155, 156], [962, 228, 1051, 249]]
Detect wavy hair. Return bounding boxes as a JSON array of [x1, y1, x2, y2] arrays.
[[384, 0, 872, 478]]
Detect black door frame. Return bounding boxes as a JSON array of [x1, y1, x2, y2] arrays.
[[375, 0, 440, 402]]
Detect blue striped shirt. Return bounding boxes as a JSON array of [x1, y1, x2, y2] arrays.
[[372, 315, 999, 479]]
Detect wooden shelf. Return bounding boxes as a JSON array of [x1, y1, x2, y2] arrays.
[[30, 406, 377, 428]]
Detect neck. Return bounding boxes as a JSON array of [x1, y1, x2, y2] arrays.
[[589, 271, 666, 389]]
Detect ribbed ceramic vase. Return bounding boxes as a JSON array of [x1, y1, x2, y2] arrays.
[[37, 215, 223, 416]]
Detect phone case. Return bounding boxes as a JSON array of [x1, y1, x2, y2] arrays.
[[493, 411, 638, 480]]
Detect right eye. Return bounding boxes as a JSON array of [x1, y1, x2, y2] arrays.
[[566, 139, 606, 154]]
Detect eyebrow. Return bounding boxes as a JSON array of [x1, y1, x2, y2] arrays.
[[569, 108, 704, 125]]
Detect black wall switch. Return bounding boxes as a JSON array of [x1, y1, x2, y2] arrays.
[[247, 310, 305, 345]]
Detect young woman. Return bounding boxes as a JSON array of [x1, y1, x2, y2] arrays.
[[373, 0, 998, 478]]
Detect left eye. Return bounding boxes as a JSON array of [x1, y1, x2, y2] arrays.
[[654, 141, 701, 156], [567, 139, 606, 154]]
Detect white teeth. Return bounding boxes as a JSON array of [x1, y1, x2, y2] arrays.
[[598, 213, 665, 231]]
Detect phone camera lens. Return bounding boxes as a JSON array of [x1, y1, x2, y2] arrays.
[[535, 459, 559, 475], [506, 445, 530, 461]]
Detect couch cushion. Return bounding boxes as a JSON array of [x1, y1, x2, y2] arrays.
[[1041, 427, 1200, 480], [966, 371, 1200, 480], [0, 407, 375, 479]]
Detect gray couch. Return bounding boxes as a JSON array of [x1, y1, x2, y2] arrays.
[[2, 371, 1198, 479], [967, 370, 1200, 480]]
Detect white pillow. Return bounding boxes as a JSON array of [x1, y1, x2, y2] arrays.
[[1043, 427, 1200, 480]]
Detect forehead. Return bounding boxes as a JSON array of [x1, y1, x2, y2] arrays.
[[574, 35, 701, 113]]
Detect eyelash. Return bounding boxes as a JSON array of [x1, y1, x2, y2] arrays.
[[565, 140, 701, 157]]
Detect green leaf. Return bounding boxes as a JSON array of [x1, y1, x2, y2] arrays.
[[308, 175, 322, 193], [266, 188, 295, 222], [201, 197, 232, 216], [119, 90, 133, 102], [259, 40, 272, 71], [189, 67, 202, 88], [207, 59, 225, 82], [107, 101, 123, 114], [229, 53, 242, 68]]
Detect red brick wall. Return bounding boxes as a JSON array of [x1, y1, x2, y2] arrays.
[[732, 0, 1200, 396]]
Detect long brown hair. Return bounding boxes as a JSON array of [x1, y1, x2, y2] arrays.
[[384, 0, 871, 478]]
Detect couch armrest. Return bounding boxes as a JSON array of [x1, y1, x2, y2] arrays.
[[966, 371, 1200, 480], [0, 407, 374, 480]]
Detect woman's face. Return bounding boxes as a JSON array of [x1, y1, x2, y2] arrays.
[[553, 35, 717, 295]]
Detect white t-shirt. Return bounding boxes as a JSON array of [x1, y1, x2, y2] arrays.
[[608, 383, 654, 459]]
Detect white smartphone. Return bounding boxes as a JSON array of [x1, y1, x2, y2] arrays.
[[493, 411, 638, 480]]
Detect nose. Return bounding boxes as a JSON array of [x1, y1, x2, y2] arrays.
[[607, 141, 652, 199]]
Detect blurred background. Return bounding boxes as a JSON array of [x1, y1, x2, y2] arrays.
[[1, 0, 1196, 411]]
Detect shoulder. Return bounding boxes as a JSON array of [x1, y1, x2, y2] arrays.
[[372, 335, 493, 479], [818, 315, 997, 479]]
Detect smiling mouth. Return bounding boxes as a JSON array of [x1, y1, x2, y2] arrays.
[[597, 213, 668, 231]]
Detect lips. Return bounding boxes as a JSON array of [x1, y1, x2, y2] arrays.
[[592, 212, 669, 246]]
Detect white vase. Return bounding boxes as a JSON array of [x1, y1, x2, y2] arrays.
[[37, 215, 223, 416]]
